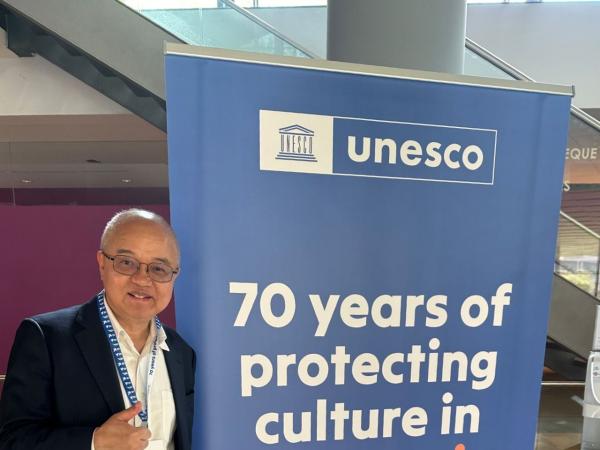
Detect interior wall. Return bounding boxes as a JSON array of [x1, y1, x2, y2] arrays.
[[248, 4, 600, 108], [0, 204, 173, 375], [466, 3, 600, 109]]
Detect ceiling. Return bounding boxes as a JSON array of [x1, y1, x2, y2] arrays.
[[1, 29, 167, 191], [0, 114, 167, 189]]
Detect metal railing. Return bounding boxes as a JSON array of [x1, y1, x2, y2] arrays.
[[560, 211, 600, 242], [542, 381, 585, 387], [465, 37, 600, 133], [118, 0, 317, 58], [219, 0, 319, 58], [465, 38, 600, 299], [556, 210, 600, 298]]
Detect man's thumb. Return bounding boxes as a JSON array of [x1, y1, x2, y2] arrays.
[[114, 402, 142, 422]]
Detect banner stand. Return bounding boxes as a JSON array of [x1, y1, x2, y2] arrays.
[[165, 43, 573, 450]]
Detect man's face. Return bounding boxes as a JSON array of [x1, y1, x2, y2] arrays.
[[96, 219, 179, 327]]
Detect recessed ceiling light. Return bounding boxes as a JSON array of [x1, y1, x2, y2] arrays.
[[21, 179, 32, 184], [121, 178, 132, 183]]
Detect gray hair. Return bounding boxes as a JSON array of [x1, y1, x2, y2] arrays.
[[100, 208, 180, 262]]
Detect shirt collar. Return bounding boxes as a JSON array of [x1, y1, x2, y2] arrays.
[[103, 297, 170, 352]]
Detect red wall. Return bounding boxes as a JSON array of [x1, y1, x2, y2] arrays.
[[0, 205, 174, 375]]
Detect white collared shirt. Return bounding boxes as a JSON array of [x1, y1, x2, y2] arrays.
[[92, 302, 176, 450]]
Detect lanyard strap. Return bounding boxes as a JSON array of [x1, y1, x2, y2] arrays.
[[97, 291, 162, 425]]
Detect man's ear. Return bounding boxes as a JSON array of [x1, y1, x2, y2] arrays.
[[96, 250, 105, 280]]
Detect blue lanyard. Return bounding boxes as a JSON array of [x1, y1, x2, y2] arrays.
[[97, 291, 162, 425]]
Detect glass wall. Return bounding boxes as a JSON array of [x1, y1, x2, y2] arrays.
[[120, 0, 314, 57]]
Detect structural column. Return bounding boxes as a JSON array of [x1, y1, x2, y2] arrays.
[[327, 0, 467, 74]]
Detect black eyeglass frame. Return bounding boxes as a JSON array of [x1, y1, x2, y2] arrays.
[[101, 251, 180, 283]]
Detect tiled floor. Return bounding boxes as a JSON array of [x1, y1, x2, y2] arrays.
[[536, 384, 584, 450]]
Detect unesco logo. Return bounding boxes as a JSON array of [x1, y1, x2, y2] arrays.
[[260, 109, 494, 184], [276, 125, 318, 162]]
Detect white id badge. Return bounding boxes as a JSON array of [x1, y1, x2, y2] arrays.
[[147, 440, 165, 450]]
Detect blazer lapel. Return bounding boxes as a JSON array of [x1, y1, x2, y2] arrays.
[[73, 298, 125, 415], [164, 339, 188, 450]]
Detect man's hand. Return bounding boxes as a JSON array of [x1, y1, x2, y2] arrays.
[[93, 402, 152, 450]]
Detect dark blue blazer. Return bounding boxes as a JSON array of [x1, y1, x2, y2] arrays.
[[0, 298, 195, 450]]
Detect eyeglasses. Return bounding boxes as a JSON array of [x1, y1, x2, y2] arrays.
[[102, 251, 179, 283]]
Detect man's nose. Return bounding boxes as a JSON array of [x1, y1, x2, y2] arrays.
[[130, 263, 153, 285]]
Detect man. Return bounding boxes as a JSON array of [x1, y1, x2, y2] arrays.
[[0, 209, 195, 450]]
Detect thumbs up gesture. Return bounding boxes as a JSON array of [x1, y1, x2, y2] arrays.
[[93, 402, 152, 450]]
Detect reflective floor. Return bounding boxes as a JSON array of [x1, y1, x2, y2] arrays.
[[536, 384, 584, 450]]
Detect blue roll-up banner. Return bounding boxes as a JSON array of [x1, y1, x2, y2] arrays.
[[165, 45, 572, 450]]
